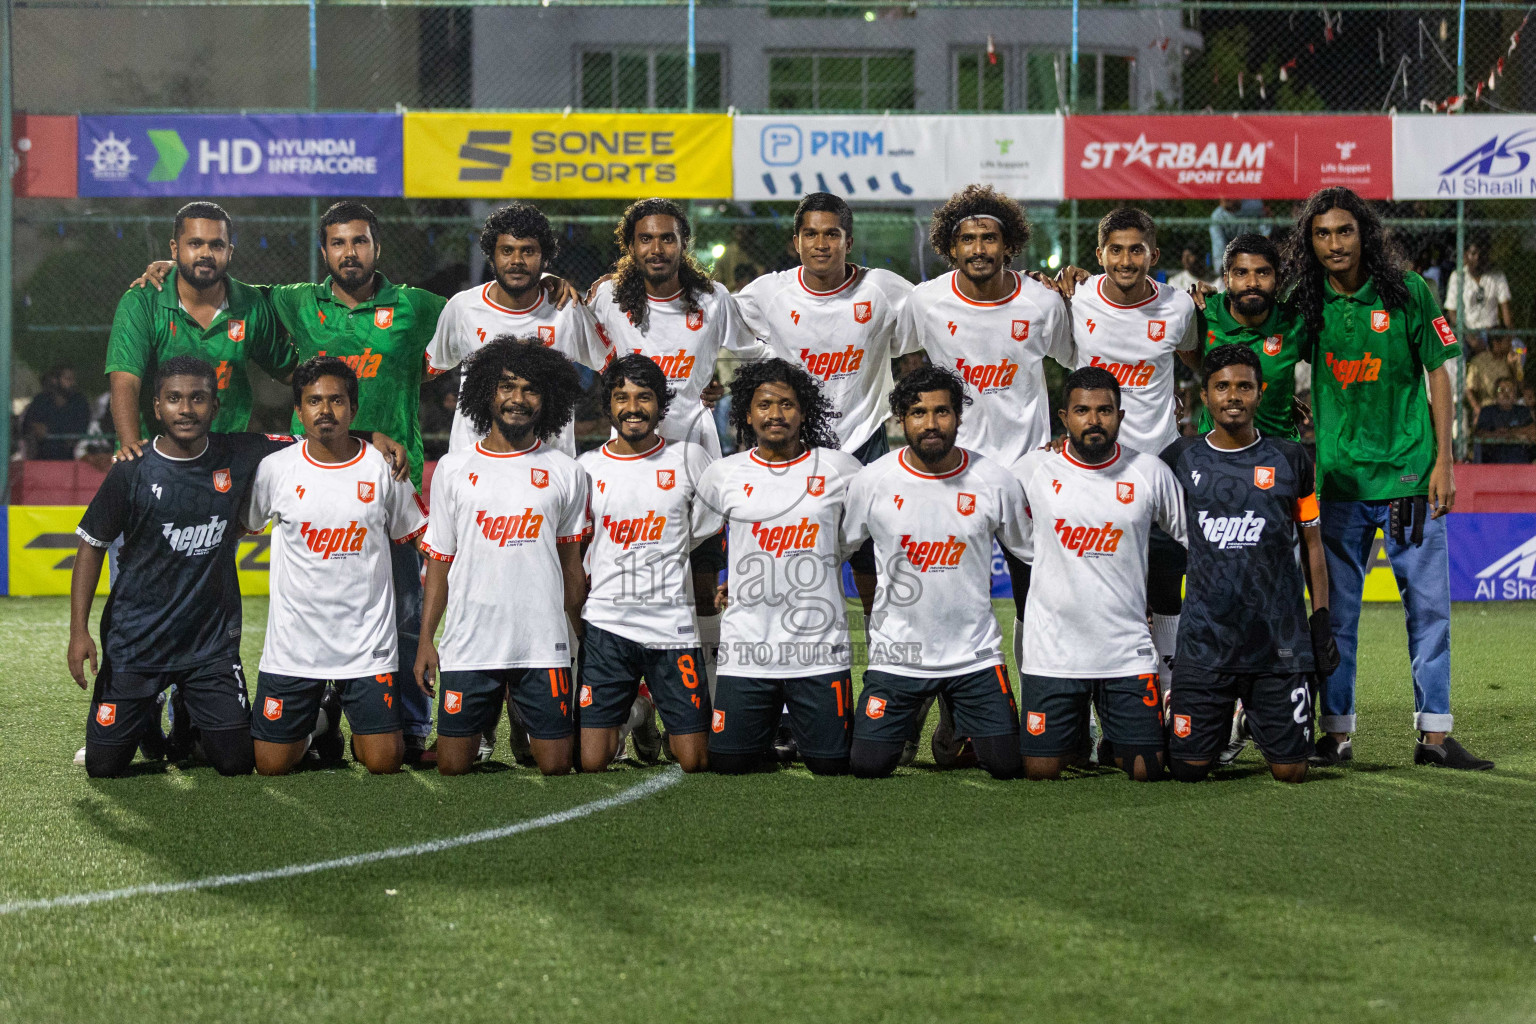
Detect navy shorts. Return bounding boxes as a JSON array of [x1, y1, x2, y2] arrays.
[[252, 671, 402, 743], [88, 658, 250, 746], [853, 666, 1019, 745], [438, 666, 573, 740], [1018, 672, 1164, 758], [1170, 668, 1313, 765], [710, 671, 852, 760], [578, 624, 710, 735]]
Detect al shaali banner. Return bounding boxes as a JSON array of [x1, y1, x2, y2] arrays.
[[1393, 114, 1536, 199]]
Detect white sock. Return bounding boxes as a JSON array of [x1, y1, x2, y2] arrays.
[[308, 708, 329, 744], [697, 614, 721, 703], [1151, 612, 1179, 697]]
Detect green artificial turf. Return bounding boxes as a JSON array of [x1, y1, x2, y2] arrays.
[[1, 598, 1533, 1023]]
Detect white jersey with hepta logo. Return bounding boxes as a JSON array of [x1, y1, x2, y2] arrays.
[[695, 446, 863, 679], [894, 270, 1074, 466], [1011, 444, 1187, 678], [425, 284, 608, 458], [735, 266, 913, 452], [422, 441, 589, 672], [578, 438, 722, 649], [1070, 275, 1200, 455], [590, 279, 770, 459], [842, 447, 1029, 679], [245, 441, 428, 679]]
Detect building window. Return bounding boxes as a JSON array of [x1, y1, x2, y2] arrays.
[[954, 50, 1007, 111], [579, 49, 723, 110], [768, 51, 915, 111], [1023, 50, 1133, 111]]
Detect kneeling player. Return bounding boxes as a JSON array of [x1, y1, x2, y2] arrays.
[[697, 359, 863, 775], [842, 365, 1028, 780], [1011, 367, 1186, 781], [1160, 345, 1339, 782], [578, 354, 719, 772], [67, 356, 295, 777], [415, 338, 589, 776], [245, 357, 427, 775]]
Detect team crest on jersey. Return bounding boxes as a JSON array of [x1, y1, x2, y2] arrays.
[[1147, 320, 1167, 342], [1173, 714, 1192, 738], [212, 468, 231, 493], [444, 691, 463, 714], [1026, 711, 1046, 735], [531, 468, 549, 489], [657, 469, 675, 490], [1011, 319, 1030, 341], [1117, 482, 1135, 504], [579, 685, 593, 708], [1254, 466, 1276, 490], [957, 492, 976, 516], [865, 695, 887, 719], [537, 325, 556, 347], [226, 319, 245, 343], [95, 703, 116, 727], [686, 309, 704, 331], [263, 697, 283, 721], [374, 307, 394, 330], [711, 709, 725, 733], [807, 476, 825, 497], [1264, 334, 1283, 356], [853, 301, 872, 324], [1433, 315, 1457, 347], [1371, 310, 1390, 333], [358, 481, 376, 504]]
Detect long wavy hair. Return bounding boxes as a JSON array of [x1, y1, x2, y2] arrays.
[[728, 358, 840, 453], [1281, 187, 1408, 342], [612, 198, 713, 330]]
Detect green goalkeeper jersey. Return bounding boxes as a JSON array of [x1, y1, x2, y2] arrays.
[[1198, 294, 1306, 441]]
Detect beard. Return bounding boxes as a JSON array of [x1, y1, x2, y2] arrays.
[[330, 258, 374, 288], [177, 256, 225, 289], [906, 428, 956, 463], [1230, 288, 1275, 318], [1071, 426, 1115, 463]]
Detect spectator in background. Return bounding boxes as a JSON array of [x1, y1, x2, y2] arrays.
[[732, 263, 758, 293], [1465, 332, 1523, 424], [419, 371, 458, 462], [1443, 238, 1513, 334], [22, 364, 92, 460], [1209, 198, 1269, 262], [1474, 378, 1534, 463], [1166, 245, 1214, 293]]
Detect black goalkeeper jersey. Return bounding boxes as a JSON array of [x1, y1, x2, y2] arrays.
[[1160, 433, 1320, 674], [77, 432, 294, 672]]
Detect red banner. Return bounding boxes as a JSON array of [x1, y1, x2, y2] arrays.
[[14, 115, 77, 198], [1065, 115, 1391, 200]]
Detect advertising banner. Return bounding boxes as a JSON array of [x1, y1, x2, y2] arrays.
[[734, 114, 1063, 202], [78, 114, 402, 197], [1065, 115, 1391, 199], [1449, 513, 1536, 601], [1392, 114, 1536, 199], [403, 112, 731, 198], [14, 115, 77, 198]]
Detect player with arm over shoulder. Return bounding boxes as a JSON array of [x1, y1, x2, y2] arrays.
[[244, 357, 428, 776], [1161, 345, 1338, 783], [414, 338, 589, 777], [842, 365, 1029, 780], [67, 356, 296, 778], [1010, 367, 1186, 782]]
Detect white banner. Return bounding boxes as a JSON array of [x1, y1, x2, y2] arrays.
[[1393, 114, 1536, 199], [733, 115, 1063, 202]]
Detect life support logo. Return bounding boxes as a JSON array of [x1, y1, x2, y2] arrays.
[[1117, 482, 1135, 504], [1173, 714, 1191, 738], [957, 493, 976, 516], [711, 709, 725, 733], [686, 309, 703, 331], [1371, 310, 1390, 333], [1147, 320, 1166, 342], [1012, 320, 1030, 341], [358, 481, 376, 504], [1264, 334, 1282, 356], [374, 307, 394, 330], [579, 685, 592, 708], [538, 325, 555, 346], [657, 469, 675, 491], [531, 468, 549, 489], [226, 320, 245, 343], [1255, 466, 1275, 490], [213, 468, 231, 493], [807, 476, 825, 497]]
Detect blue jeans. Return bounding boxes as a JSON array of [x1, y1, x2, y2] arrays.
[[392, 543, 432, 739], [1319, 500, 1452, 735]]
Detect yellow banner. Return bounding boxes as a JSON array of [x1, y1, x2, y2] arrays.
[[403, 112, 732, 199], [7, 506, 272, 598]]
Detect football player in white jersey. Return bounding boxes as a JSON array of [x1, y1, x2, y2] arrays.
[[734, 192, 912, 611], [425, 202, 608, 458], [245, 357, 428, 776], [842, 365, 1029, 780], [697, 359, 863, 776], [414, 338, 589, 776], [577, 354, 722, 773], [1010, 365, 1187, 782], [1063, 208, 1202, 701]]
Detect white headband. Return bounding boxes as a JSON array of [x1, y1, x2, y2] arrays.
[[953, 214, 1004, 235]]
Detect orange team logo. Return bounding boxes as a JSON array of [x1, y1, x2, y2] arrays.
[[657, 469, 675, 491], [1371, 310, 1390, 333], [853, 301, 872, 324], [957, 492, 976, 516], [711, 709, 726, 733], [531, 468, 549, 489], [1026, 711, 1046, 736], [1117, 482, 1135, 504], [1011, 319, 1030, 341], [212, 469, 231, 493], [893, 494, 903, 510], [1173, 714, 1192, 739], [865, 695, 887, 719], [1147, 319, 1167, 342], [538, 325, 556, 347], [686, 309, 704, 331], [468, 472, 479, 487], [226, 319, 245, 343], [1264, 335, 1283, 357], [358, 481, 376, 504], [807, 476, 825, 497], [95, 703, 116, 727], [790, 310, 800, 325], [295, 485, 306, 499], [1433, 316, 1457, 347], [579, 685, 593, 708], [444, 691, 463, 714], [1254, 466, 1276, 490], [263, 697, 283, 721], [374, 307, 394, 330]]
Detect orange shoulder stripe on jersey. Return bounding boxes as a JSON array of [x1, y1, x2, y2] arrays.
[[1295, 492, 1320, 524]]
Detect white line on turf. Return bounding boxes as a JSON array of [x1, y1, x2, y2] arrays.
[[0, 766, 683, 916]]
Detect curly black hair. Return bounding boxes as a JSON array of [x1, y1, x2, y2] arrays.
[[1201, 343, 1264, 389], [889, 364, 973, 420], [1281, 187, 1408, 344], [928, 184, 1031, 265], [598, 352, 674, 426], [459, 335, 582, 444], [612, 198, 714, 329], [479, 202, 559, 265], [292, 355, 358, 408], [728, 357, 840, 452]]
